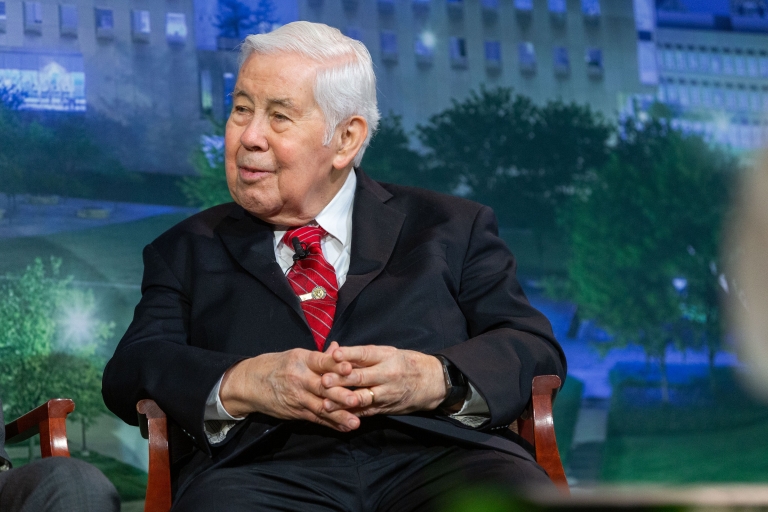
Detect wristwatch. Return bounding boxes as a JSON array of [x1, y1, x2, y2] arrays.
[[434, 355, 468, 411]]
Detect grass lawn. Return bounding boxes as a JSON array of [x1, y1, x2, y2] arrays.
[[10, 450, 147, 502], [603, 420, 768, 483], [602, 367, 768, 483]]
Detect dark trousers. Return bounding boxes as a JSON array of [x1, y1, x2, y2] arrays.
[[172, 418, 554, 512], [0, 457, 120, 512]]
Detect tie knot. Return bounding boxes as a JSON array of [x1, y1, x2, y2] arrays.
[[283, 225, 327, 253]]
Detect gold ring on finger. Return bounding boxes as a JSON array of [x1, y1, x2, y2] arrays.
[[369, 389, 375, 403]]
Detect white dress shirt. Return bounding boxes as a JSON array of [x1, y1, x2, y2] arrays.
[[203, 170, 488, 442]]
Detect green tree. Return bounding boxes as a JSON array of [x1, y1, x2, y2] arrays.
[[565, 117, 735, 400], [179, 128, 232, 208], [417, 87, 612, 237], [0, 259, 114, 460], [361, 114, 427, 188]]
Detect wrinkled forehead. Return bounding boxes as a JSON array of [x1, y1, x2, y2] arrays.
[[235, 52, 318, 103]]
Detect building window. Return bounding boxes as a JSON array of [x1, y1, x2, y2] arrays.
[[166, 13, 187, 44], [735, 55, 746, 76], [554, 47, 570, 76], [482, 0, 499, 21], [59, 4, 78, 37], [200, 69, 213, 116], [686, 49, 698, 71], [760, 55, 768, 76], [0, 2, 6, 33], [223, 72, 235, 113], [485, 40, 501, 69], [449, 37, 468, 68], [675, 49, 686, 71], [94, 8, 114, 39], [414, 34, 434, 66], [131, 10, 151, 42], [748, 56, 759, 77], [378, 0, 395, 14], [447, 0, 463, 18], [515, 0, 533, 12], [698, 49, 710, 73], [549, 0, 566, 23], [24, 2, 43, 34], [710, 52, 722, 74], [519, 42, 536, 73], [380, 31, 398, 63], [663, 48, 675, 70], [689, 84, 701, 106], [586, 48, 603, 76], [581, 0, 600, 20], [722, 53, 734, 75]]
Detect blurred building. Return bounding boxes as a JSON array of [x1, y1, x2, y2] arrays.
[[0, 0, 206, 174], [295, 0, 652, 133], [628, 0, 768, 152]]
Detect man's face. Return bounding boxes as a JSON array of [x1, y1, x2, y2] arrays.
[[225, 52, 348, 226]]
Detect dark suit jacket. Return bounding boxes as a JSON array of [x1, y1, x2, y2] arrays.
[[102, 170, 566, 496]]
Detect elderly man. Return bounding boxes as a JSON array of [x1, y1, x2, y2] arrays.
[[103, 21, 566, 511]]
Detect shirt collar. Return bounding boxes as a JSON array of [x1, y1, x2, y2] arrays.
[[274, 169, 356, 247]]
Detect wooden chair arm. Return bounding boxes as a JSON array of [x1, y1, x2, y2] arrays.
[[515, 375, 569, 494], [138, 399, 172, 512], [4, 398, 75, 458]]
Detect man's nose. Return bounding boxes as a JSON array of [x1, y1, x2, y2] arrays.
[[240, 116, 269, 151]]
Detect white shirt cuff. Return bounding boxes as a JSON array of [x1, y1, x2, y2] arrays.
[[205, 375, 246, 421], [449, 382, 490, 428], [203, 376, 245, 444]]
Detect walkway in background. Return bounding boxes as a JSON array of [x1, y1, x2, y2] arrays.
[[0, 194, 197, 239]]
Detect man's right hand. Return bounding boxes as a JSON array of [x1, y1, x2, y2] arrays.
[[218, 342, 364, 432]]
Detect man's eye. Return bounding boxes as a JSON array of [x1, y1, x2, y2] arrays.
[[234, 106, 250, 114], [273, 112, 289, 121]]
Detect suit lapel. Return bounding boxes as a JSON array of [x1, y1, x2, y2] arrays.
[[217, 206, 304, 319], [330, 171, 405, 338]]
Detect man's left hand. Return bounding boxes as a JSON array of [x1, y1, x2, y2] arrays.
[[319, 345, 448, 416]]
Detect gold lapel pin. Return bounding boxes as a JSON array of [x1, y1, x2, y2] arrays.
[[299, 286, 327, 302]]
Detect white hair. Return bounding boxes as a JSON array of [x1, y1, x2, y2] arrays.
[[240, 22, 380, 167]]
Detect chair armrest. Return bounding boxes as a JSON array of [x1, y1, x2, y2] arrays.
[[515, 375, 569, 494], [4, 398, 75, 457], [137, 399, 172, 512]]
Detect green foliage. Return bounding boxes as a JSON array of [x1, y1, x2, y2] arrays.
[[565, 118, 736, 369], [0, 104, 127, 207], [361, 114, 427, 187], [418, 87, 612, 231], [603, 368, 768, 483], [0, 258, 114, 423], [179, 128, 232, 208]]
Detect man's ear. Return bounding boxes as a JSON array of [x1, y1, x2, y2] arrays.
[[332, 116, 368, 170]]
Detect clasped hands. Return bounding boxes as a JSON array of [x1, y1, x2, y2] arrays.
[[219, 341, 448, 432]]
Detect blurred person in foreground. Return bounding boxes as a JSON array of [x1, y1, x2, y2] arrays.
[[728, 155, 768, 400], [0, 397, 119, 511], [102, 21, 566, 511]]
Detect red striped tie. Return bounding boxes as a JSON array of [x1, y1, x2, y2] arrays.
[[283, 226, 338, 350]]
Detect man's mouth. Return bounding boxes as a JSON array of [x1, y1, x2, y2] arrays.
[[238, 166, 274, 182]]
